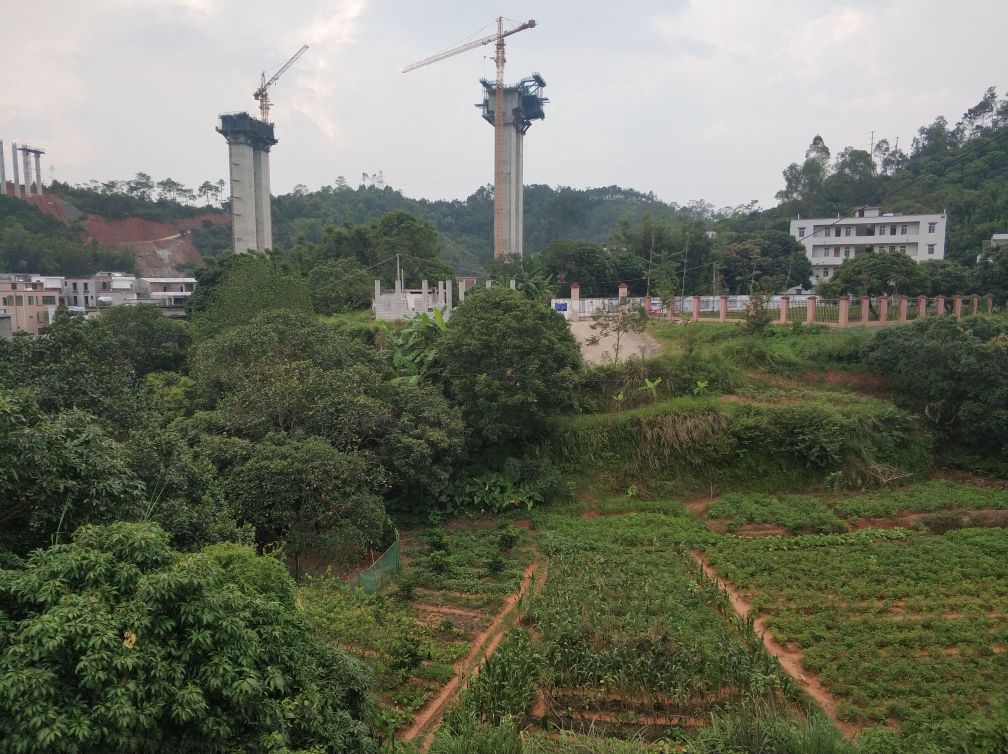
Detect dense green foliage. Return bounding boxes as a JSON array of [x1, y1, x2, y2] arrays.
[[861, 317, 1008, 465], [50, 176, 225, 222], [0, 522, 379, 754], [440, 287, 581, 448], [0, 195, 133, 274]]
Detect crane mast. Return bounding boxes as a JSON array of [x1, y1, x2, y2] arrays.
[[254, 44, 309, 123], [403, 18, 536, 258]]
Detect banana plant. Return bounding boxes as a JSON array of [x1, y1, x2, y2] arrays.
[[636, 376, 663, 403]]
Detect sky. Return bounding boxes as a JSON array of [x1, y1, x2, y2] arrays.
[[2, 0, 1006, 210]]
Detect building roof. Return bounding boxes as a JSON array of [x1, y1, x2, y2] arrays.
[[141, 277, 197, 283]]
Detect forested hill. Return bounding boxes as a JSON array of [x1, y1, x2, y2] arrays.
[[272, 184, 717, 276], [717, 86, 1008, 266]]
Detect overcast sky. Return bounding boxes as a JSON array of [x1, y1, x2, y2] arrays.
[[2, 0, 1006, 210]]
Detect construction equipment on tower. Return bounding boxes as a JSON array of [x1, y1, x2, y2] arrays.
[[253, 44, 309, 123], [403, 18, 537, 258]]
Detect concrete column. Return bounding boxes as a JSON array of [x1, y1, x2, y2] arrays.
[[898, 295, 908, 322], [22, 151, 32, 197], [33, 152, 42, 195], [439, 280, 446, 305], [719, 295, 728, 322], [374, 279, 381, 304], [643, 295, 651, 314], [779, 295, 789, 324], [421, 279, 429, 311], [509, 278, 516, 290], [860, 295, 870, 325], [953, 295, 962, 319], [0, 141, 6, 196], [496, 88, 525, 257], [691, 295, 700, 322], [935, 294, 945, 316], [986, 295, 993, 314], [11, 143, 21, 198], [252, 148, 272, 251], [394, 276, 402, 298], [617, 282, 628, 302], [971, 294, 979, 316], [485, 279, 492, 289], [806, 295, 816, 324], [878, 296, 889, 323], [570, 282, 580, 323], [446, 279, 453, 311], [457, 278, 466, 302], [227, 139, 257, 253], [917, 295, 927, 319], [838, 296, 850, 328]]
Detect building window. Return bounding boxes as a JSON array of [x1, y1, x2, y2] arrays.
[[834, 227, 841, 237], [900, 245, 906, 254], [890, 245, 896, 253], [27, 296, 33, 305], [15, 296, 23, 306], [84, 283, 89, 290], [102, 282, 109, 290], [42, 296, 56, 305], [901, 224, 907, 234], [798, 227, 805, 238], [10, 283, 16, 291], [72, 282, 78, 291], [928, 222, 936, 233], [1, 296, 9, 306], [844, 227, 851, 236], [72, 296, 78, 306], [844, 246, 851, 258], [825, 268, 832, 276], [834, 248, 841, 257], [928, 244, 935, 255], [890, 225, 897, 235]]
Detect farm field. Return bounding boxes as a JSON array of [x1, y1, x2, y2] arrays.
[[299, 520, 537, 741]]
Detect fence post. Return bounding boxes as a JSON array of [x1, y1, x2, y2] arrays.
[[899, 295, 908, 322], [806, 295, 816, 324], [986, 294, 993, 314], [860, 294, 870, 325], [838, 296, 849, 328], [953, 294, 962, 319], [971, 294, 979, 315], [569, 282, 580, 322], [935, 294, 945, 316], [421, 279, 429, 311], [643, 295, 651, 315], [618, 282, 628, 303], [878, 295, 889, 323], [691, 295, 700, 322], [917, 295, 927, 319], [719, 294, 728, 322], [779, 295, 789, 324]]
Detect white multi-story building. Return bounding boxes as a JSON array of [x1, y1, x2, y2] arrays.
[[790, 207, 947, 284]]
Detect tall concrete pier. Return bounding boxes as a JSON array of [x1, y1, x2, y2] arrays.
[[0, 141, 6, 195], [10, 142, 20, 198], [477, 74, 547, 258], [216, 112, 277, 254]]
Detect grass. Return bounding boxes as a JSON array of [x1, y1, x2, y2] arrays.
[[831, 480, 1008, 518]]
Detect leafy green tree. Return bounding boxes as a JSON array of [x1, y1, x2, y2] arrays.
[[190, 257, 312, 340], [309, 258, 374, 314], [220, 434, 390, 570], [0, 389, 144, 554], [817, 251, 922, 297], [917, 259, 971, 297], [712, 234, 811, 294], [96, 304, 191, 376], [862, 317, 1008, 457], [0, 522, 380, 753], [537, 239, 645, 297], [973, 244, 1008, 303], [440, 287, 581, 447]]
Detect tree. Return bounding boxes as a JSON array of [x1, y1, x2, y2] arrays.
[[585, 300, 649, 362], [862, 317, 1008, 458], [96, 304, 191, 376], [439, 287, 581, 447], [917, 259, 971, 297], [309, 259, 374, 314], [190, 257, 312, 340], [0, 389, 144, 554], [221, 435, 390, 571], [817, 251, 922, 297], [0, 522, 380, 753], [126, 171, 154, 201]]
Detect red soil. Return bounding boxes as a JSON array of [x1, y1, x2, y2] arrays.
[[690, 551, 860, 738]]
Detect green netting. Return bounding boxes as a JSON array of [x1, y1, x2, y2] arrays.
[[351, 531, 400, 594]]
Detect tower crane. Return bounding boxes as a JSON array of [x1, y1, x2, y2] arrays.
[[253, 44, 309, 123], [403, 18, 536, 258]]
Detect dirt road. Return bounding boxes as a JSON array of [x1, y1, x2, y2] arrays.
[[569, 319, 662, 365]]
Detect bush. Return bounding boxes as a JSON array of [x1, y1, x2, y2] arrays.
[[0, 522, 379, 754]]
